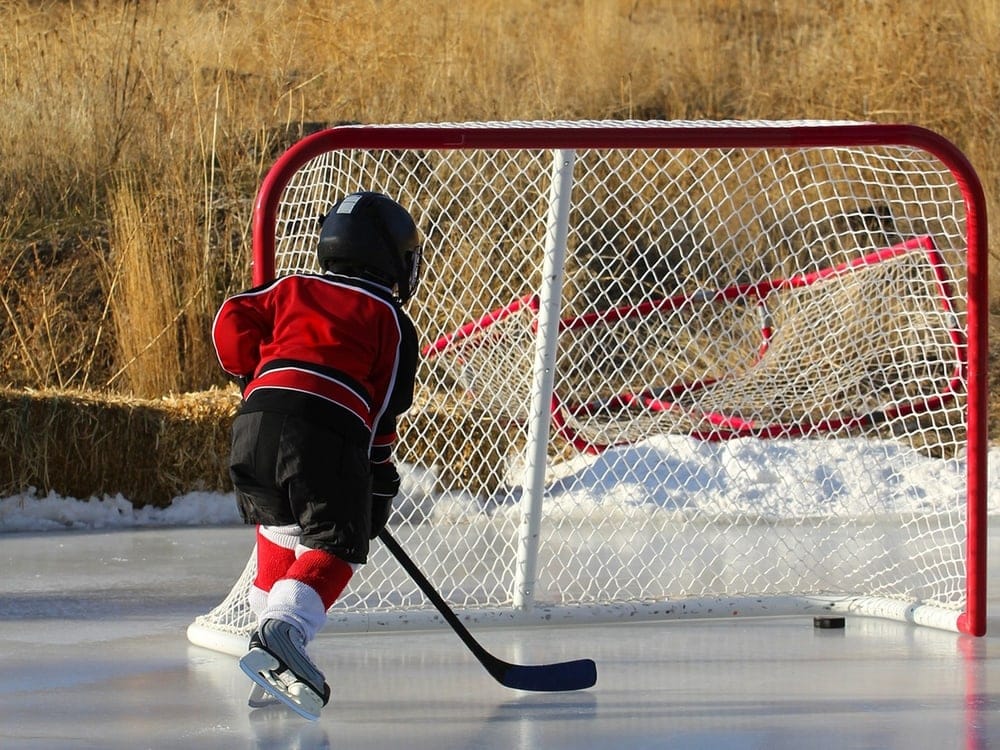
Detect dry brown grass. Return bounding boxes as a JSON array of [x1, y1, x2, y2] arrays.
[[0, 0, 996, 500], [1, 0, 996, 395], [0, 384, 519, 506], [0, 386, 240, 506]]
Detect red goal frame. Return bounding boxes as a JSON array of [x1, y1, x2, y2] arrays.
[[249, 122, 988, 637]]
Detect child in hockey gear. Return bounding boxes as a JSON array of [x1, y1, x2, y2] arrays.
[[212, 191, 422, 720]]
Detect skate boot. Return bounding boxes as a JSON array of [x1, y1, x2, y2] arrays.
[[240, 619, 331, 720]]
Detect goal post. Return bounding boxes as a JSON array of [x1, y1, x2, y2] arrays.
[[188, 120, 988, 656]]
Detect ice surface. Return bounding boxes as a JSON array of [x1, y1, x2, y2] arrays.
[[2, 441, 998, 747], [2, 524, 1000, 749]]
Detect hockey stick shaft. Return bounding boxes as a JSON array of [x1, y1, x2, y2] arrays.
[[378, 529, 596, 692]]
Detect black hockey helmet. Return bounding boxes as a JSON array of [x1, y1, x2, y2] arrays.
[[316, 191, 422, 303]]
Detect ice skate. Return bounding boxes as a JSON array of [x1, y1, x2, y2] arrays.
[[239, 619, 330, 721]]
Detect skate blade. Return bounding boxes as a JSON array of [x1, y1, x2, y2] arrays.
[[248, 681, 280, 709], [239, 647, 324, 721]]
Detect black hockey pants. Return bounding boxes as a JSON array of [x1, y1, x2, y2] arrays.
[[228, 410, 373, 564]]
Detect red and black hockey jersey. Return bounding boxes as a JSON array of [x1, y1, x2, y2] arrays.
[[212, 272, 418, 454]]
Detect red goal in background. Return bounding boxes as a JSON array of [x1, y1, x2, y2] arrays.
[[426, 234, 966, 451], [189, 120, 988, 656]]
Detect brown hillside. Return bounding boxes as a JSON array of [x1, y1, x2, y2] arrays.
[[0, 0, 995, 503]]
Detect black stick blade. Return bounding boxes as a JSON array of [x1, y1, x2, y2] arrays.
[[494, 658, 597, 692], [379, 530, 597, 693]]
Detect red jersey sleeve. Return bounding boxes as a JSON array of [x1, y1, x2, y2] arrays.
[[211, 287, 274, 378]]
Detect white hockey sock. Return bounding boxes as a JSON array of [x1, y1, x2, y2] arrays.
[[260, 547, 359, 642], [260, 578, 327, 643]]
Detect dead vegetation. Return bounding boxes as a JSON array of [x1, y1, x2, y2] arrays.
[[0, 0, 996, 503], [0, 387, 239, 507]]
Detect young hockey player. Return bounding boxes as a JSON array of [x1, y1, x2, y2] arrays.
[[211, 191, 422, 720]]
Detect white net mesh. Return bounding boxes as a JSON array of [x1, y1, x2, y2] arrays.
[[189, 120, 980, 650], [431, 239, 963, 449]]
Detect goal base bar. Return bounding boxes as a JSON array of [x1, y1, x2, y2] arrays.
[[186, 595, 966, 657]]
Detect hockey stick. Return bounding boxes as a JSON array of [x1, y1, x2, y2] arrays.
[[378, 529, 597, 692]]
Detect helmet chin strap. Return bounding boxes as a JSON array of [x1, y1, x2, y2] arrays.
[[401, 246, 422, 303]]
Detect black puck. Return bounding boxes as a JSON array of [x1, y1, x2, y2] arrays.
[[813, 616, 846, 629]]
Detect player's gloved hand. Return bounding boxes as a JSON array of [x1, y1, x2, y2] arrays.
[[234, 374, 252, 396], [370, 462, 400, 539]]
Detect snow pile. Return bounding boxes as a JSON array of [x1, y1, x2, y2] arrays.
[[0, 490, 241, 532], [1, 438, 998, 532]]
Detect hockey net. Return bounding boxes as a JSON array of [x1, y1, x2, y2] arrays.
[[427, 236, 964, 451], [188, 120, 987, 655]]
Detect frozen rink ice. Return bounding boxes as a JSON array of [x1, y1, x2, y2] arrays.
[[2, 524, 1000, 749]]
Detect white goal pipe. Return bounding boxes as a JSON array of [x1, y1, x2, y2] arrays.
[[513, 148, 575, 610], [189, 592, 966, 658]]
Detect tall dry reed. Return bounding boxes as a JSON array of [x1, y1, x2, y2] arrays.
[[106, 175, 182, 397]]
